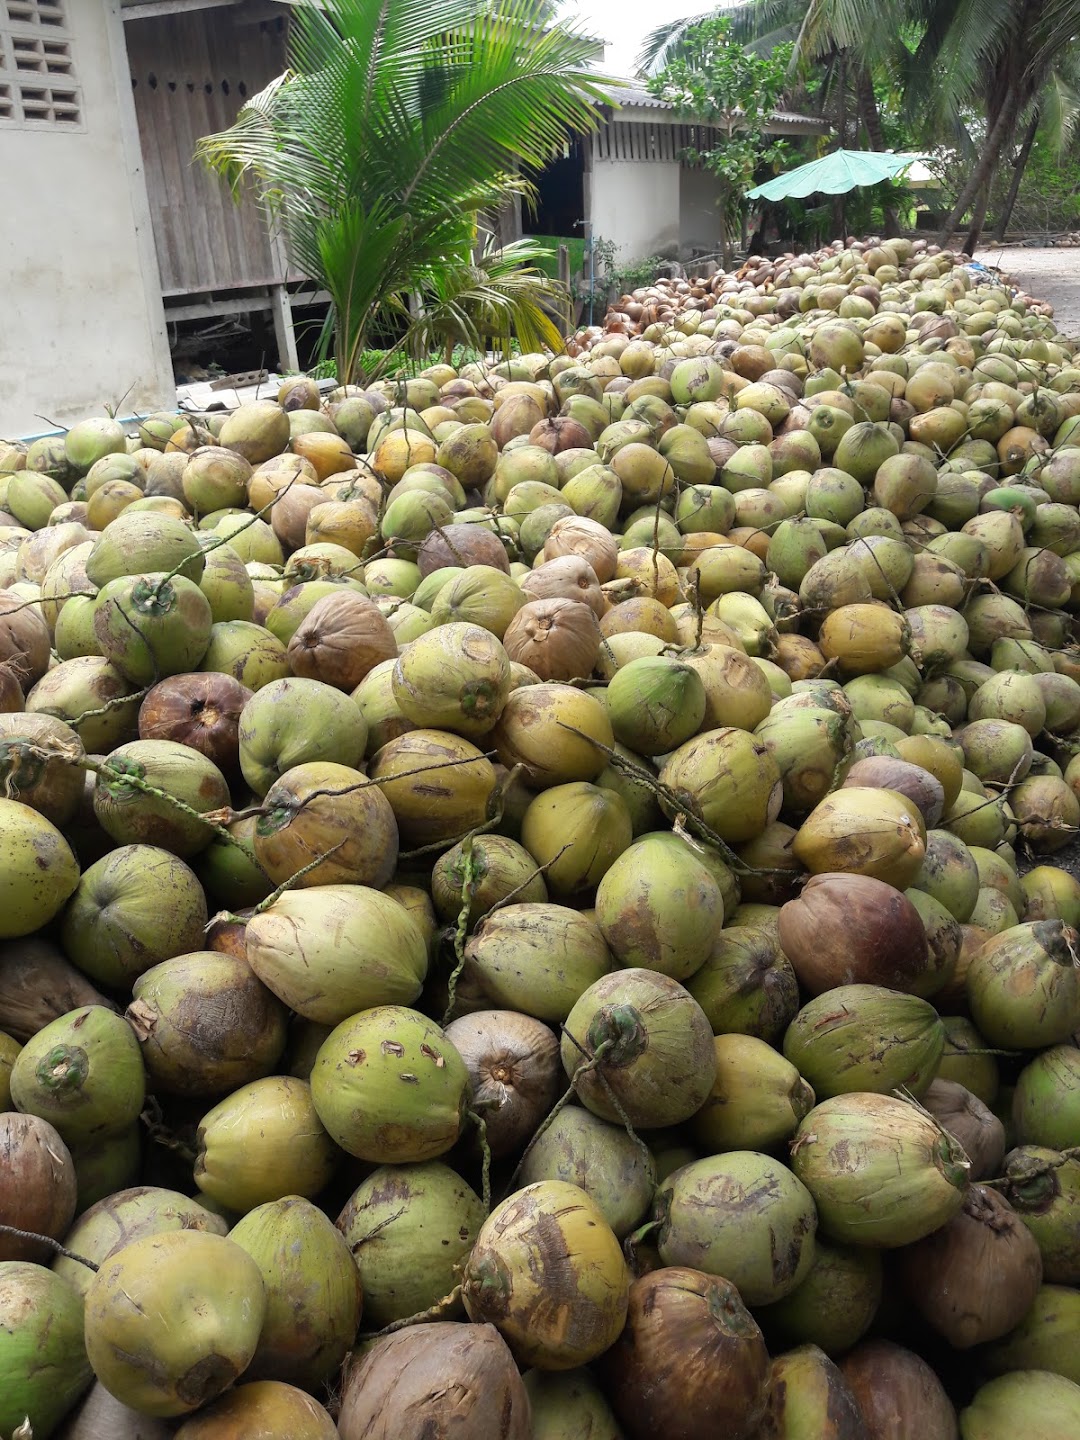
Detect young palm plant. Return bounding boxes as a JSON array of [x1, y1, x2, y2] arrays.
[[197, 0, 611, 382]]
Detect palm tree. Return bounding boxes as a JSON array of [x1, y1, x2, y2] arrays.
[[906, 0, 1080, 248], [197, 0, 613, 383]]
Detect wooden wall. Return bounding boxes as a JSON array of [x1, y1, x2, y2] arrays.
[[124, 2, 288, 297]]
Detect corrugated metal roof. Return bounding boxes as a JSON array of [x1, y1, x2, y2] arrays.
[[607, 79, 827, 132]]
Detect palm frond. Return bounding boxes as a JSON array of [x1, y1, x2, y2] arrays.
[[1041, 67, 1080, 153], [197, 0, 614, 380]]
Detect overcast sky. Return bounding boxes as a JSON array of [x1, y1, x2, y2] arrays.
[[565, 0, 710, 77]]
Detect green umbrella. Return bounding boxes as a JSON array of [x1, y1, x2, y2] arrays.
[[746, 150, 926, 202]]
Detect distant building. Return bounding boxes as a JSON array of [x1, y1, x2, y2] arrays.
[[522, 83, 828, 265]]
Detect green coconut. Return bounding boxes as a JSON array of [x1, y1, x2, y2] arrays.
[[761, 1344, 869, 1439], [517, 1105, 656, 1238], [67, 1122, 141, 1213], [983, 1284, 1080, 1387], [959, 1371, 1080, 1440], [9, 1005, 144, 1145], [336, 1160, 485, 1326], [463, 902, 613, 1022], [0, 1262, 92, 1439], [85, 512, 204, 588], [390, 621, 511, 738], [194, 1075, 339, 1213], [908, 830, 981, 924], [656, 1151, 817, 1305], [524, 1369, 625, 1440], [310, 1006, 469, 1162], [1013, 1046, 1080, 1151], [244, 883, 428, 1024], [756, 1240, 883, 1357], [92, 572, 213, 685], [791, 1092, 969, 1247], [228, 1195, 361, 1389], [83, 1230, 267, 1418], [967, 921, 1080, 1049], [59, 844, 208, 988], [54, 1185, 229, 1298], [605, 655, 708, 757], [195, 814, 274, 910], [686, 924, 799, 1043], [201, 619, 290, 691], [430, 833, 548, 926], [196, 543, 256, 624], [1003, 1147, 1080, 1285], [53, 595, 105, 663], [519, 782, 632, 898], [173, 1381, 338, 1439], [127, 950, 287, 1098], [692, 1033, 815, 1152], [252, 759, 399, 889], [755, 699, 855, 815], [65, 416, 127, 474], [0, 798, 80, 938], [782, 984, 945, 1099], [659, 727, 782, 844], [594, 830, 725, 980], [561, 968, 716, 1129], [92, 739, 229, 857], [236, 677, 366, 796], [938, 1015, 1000, 1106]]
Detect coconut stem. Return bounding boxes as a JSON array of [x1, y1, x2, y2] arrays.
[[470, 1108, 493, 1213], [0, 1225, 98, 1271], [557, 723, 791, 877], [986, 1146, 1080, 1189], [209, 838, 348, 928], [356, 1284, 465, 1342], [502, 1038, 616, 1199], [562, 1023, 655, 1178], [140, 1097, 198, 1165], [442, 834, 480, 1026]]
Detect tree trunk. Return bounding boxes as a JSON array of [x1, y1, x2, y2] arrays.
[[856, 62, 900, 236], [963, 185, 992, 255], [719, 178, 731, 270], [935, 85, 1022, 245], [832, 50, 848, 239], [993, 108, 1041, 243]]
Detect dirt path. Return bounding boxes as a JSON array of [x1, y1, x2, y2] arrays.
[[975, 245, 1080, 340]]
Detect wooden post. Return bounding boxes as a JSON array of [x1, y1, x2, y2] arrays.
[[267, 228, 299, 374]]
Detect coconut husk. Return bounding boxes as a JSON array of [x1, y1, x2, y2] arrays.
[[337, 1322, 530, 1440], [0, 937, 115, 1040]]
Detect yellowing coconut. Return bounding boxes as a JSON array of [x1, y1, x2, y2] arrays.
[[818, 604, 910, 674], [794, 786, 927, 888], [462, 1180, 629, 1369]]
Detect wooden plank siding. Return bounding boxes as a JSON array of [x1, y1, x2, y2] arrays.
[[124, 2, 289, 296]]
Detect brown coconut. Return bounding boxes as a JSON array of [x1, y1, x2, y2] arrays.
[[286, 591, 397, 691]]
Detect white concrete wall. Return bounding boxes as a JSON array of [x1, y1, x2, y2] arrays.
[[680, 166, 725, 255], [589, 158, 680, 263], [0, 1, 174, 438]]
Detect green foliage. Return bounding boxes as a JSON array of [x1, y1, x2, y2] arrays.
[[996, 131, 1080, 233], [197, 0, 613, 382], [648, 18, 793, 262]]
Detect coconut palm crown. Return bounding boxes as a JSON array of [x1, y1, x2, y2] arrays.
[[197, 0, 614, 383]]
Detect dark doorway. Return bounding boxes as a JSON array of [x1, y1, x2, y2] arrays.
[[530, 139, 586, 236]]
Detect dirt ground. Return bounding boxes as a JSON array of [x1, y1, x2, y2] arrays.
[[974, 244, 1080, 339]]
